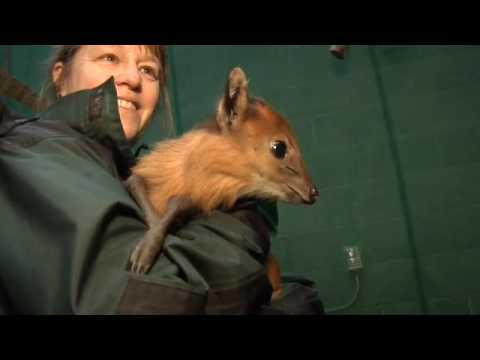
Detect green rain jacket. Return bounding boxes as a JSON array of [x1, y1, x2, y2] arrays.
[[0, 78, 281, 314]]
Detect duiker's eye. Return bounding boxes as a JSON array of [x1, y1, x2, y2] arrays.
[[271, 140, 287, 159]]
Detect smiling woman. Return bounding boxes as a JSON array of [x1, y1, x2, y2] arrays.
[[0, 45, 296, 315], [44, 45, 166, 142]]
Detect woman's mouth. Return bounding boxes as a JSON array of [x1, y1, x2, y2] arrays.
[[118, 99, 138, 110]]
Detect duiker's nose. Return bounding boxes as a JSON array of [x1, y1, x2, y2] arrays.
[[309, 186, 319, 204]]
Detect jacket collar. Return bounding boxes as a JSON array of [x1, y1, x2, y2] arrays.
[[39, 77, 136, 178]]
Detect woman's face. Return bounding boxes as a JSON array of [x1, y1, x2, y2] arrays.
[[53, 45, 161, 142]]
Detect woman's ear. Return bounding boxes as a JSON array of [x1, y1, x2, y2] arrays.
[[52, 62, 66, 97]]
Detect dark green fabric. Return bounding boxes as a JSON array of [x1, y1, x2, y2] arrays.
[[0, 78, 278, 314], [0, 97, 21, 134], [269, 279, 325, 315]]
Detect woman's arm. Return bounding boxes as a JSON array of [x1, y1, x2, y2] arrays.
[[0, 130, 276, 314]]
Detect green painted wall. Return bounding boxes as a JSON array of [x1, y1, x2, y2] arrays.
[[2, 45, 480, 314]]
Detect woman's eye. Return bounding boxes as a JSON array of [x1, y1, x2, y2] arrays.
[[140, 66, 159, 80], [101, 54, 118, 63]]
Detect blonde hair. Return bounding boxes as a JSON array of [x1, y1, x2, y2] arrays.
[[39, 45, 175, 137]]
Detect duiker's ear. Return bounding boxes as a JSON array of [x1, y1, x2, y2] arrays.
[[216, 67, 249, 133]]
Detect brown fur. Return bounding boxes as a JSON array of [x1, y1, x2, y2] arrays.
[[130, 68, 318, 301], [133, 126, 259, 216]]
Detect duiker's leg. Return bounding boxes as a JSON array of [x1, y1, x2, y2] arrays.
[[266, 255, 284, 301], [126, 174, 192, 274], [125, 174, 162, 225]]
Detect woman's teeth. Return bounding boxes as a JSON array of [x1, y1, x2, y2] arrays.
[[118, 99, 137, 110]]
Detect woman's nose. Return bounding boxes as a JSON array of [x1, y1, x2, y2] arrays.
[[114, 64, 141, 91]]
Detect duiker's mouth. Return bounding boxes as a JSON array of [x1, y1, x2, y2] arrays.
[[287, 184, 315, 205]]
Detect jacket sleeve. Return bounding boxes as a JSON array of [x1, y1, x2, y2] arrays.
[[116, 200, 277, 314], [0, 135, 277, 314]]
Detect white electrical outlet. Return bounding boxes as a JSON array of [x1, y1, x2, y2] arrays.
[[344, 246, 363, 271]]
